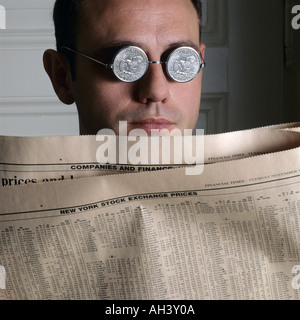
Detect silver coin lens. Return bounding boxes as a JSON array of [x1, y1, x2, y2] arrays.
[[166, 47, 201, 83], [112, 46, 149, 82]]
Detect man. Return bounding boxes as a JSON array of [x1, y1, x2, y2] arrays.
[[43, 0, 206, 135]]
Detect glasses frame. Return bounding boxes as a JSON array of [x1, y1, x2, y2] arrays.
[[62, 45, 206, 83]]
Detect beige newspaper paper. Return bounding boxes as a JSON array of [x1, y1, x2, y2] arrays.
[[0, 125, 300, 300], [1, 125, 300, 187]]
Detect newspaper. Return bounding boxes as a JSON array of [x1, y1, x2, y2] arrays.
[[1, 125, 300, 186], [0, 125, 300, 300]]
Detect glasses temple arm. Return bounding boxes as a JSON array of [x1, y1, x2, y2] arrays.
[[61, 46, 112, 69]]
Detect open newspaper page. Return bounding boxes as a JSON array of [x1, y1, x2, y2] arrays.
[[0, 126, 300, 300]]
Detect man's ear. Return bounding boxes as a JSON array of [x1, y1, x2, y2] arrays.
[[43, 49, 75, 105], [200, 43, 206, 61]]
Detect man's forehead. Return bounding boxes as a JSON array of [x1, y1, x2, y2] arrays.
[[78, 0, 200, 47], [80, 0, 198, 26], [81, 0, 197, 12]]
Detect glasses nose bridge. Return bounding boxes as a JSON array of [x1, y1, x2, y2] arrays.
[[145, 60, 168, 81], [148, 60, 164, 65], [147, 60, 165, 73]]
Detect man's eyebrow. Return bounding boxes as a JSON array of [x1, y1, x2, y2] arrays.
[[92, 41, 141, 57], [92, 40, 200, 57]]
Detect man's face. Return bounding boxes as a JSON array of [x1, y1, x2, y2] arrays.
[[70, 0, 205, 135]]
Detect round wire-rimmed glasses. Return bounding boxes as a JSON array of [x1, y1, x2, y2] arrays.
[[62, 45, 206, 83]]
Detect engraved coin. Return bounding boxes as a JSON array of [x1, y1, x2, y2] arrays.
[[112, 46, 149, 82], [166, 47, 201, 83]]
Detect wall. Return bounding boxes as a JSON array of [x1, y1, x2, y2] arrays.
[[0, 0, 79, 136], [227, 0, 284, 131]]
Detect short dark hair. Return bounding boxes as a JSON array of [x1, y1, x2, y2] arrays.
[[53, 0, 83, 78], [53, 0, 202, 77], [53, 0, 83, 53]]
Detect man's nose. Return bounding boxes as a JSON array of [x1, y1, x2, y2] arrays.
[[136, 64, 170, 104]]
